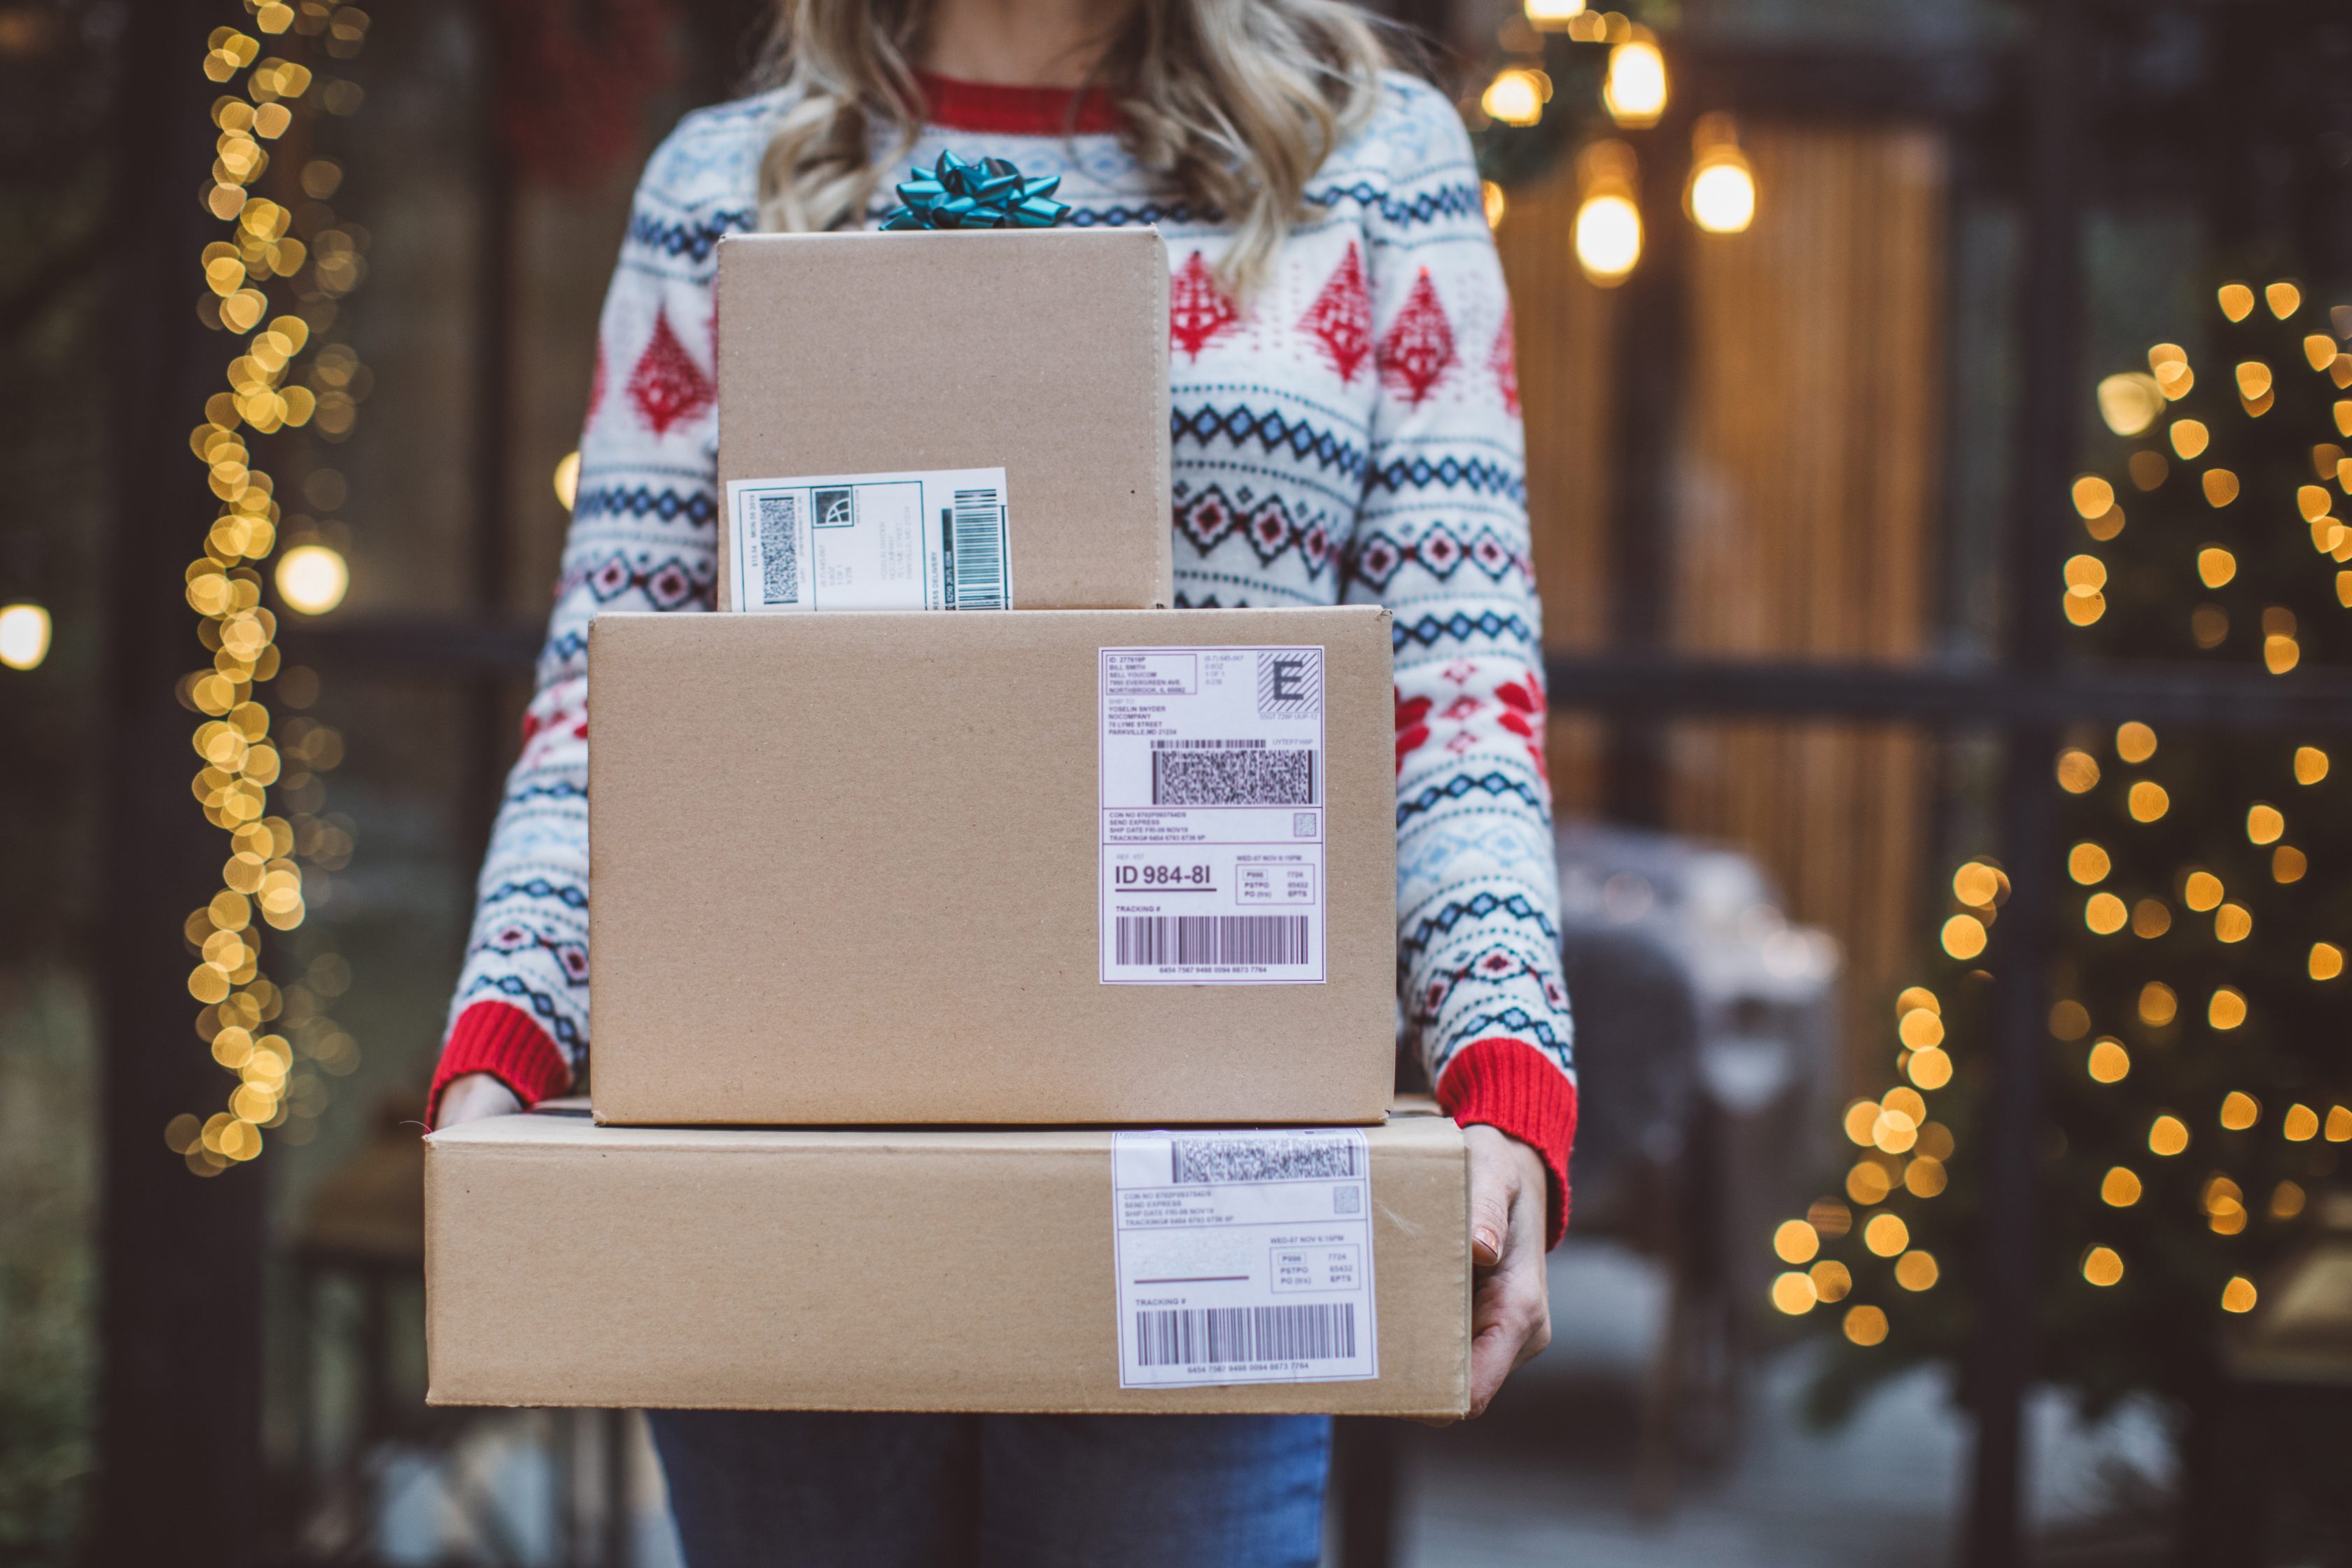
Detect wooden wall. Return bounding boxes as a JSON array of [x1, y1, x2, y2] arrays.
[[1498, 123, 1949, 1091]]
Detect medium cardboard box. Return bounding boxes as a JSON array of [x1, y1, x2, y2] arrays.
[[588, 606, 1397, 1127], [425, 1102, 1469, 1417], [715, 230, 1172, 612]]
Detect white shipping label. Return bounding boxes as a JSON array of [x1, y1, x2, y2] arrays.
[[1113, 1128, 1377, 1389], [1099, 647, 1327, 985], [724, 467, 1011, 612]]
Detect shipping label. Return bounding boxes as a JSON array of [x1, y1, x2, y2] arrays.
[[1098, 647, 1326, 984], [1112, 1128, 1377, 1389], [724, 467, 1010, 612]]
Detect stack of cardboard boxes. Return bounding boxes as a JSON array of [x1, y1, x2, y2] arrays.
[[425, 228, 1472, 1418]]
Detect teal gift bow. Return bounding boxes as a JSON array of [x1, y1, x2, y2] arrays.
[[881, 150, 1072, 230]]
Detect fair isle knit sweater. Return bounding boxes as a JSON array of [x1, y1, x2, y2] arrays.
[[430, 69, 1581, 1240]]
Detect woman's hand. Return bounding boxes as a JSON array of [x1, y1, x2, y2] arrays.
[[435, 1072, 523, 1127], [1464, 1123, 1553, 1417]]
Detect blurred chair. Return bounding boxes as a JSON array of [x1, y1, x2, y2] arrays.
[[1552, 822, 1842, 1508]]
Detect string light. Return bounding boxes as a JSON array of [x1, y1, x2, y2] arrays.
[[1684, 113, 1756, 234], [0, 602, 50, 670], [161, 0, 370, 1177], [1602, 35, 1667, 127], [1572, 139, 1642, 286]]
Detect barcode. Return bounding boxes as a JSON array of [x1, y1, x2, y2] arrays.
[[755, 494, 799, 605], [1152, 749, 1316, 806], [1152, 738, 1269, 749], [948, 486, 1004, 609], [1171, 1135, 1362, 1183], [1135, 1304, 1357, 1368], [1116, 916, 1310, 967]]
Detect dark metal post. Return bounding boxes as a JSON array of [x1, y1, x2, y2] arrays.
[[90, 4, 271, 1563], [463, 64, 519, 869], [1601, 114, 1693, 828], [1968, 3, 2082, 1562]]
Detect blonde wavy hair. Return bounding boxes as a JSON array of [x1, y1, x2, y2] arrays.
[[750, 0, 1396, 291]]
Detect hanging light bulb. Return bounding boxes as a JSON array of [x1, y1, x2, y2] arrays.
[[1602, 35, 1667, 128], [1684, 112, 1756, 234], [275, 544, 349, 616], [0, 601, 51, 671], [1524, 0, 1587, 28], [1480, 66, 1548, 128], [1574, 140, 1642, 286]]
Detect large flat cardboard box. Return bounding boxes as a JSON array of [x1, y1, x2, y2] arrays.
[[716, 230, 1172, 612], [588, 606, 1397, 1127], [426, 1103, 1469, 1417]]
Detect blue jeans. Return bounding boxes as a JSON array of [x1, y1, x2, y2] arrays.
[[648, 1410, 1331, 1568]]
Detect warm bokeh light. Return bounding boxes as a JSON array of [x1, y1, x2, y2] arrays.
[[1602, 39, 1667, 127], [2169, 419, 2209, 459], [2087, 1037, 2130, 1083], [1687, 157, 1756, 234], [2068, 841, 2110, 883], [2208, 988, 2247, 1030], [1893, 1251, 1939, 1292], [1523, 0, 1586, 27], [553, 449, 580, 510], [1906, 1048, 1951, 1091], [2197, 546, 2236, 587], [1481, 180, 1506, 230], [2148, 1114, 2188, 1156], [1898, 1007, 1944, 1049], [2100, 1166, 2141, 1207], [1809, 1259, 1851, 1301], [1573, 192, 1642, 285], [2084, 892, 2126, 934], [2115, 721, 2157, 762], [1940, 913, 1986, 960], [1772, 1219, 1819, 1265], [0, 602, 51, 671], [275, 544, 349, 615], [1770, 1271, 1817, 1315], [2057, 748, 2100, 792], [2283, 1104, 2319, 1142], [2312, 942, 2346, 981], [2096, 373, 2164, 437], [2293, 746, 2330, 784], [2221, 1276, 2258, 1314], [2265, 280, 2301, 318], [2217, 283, 2254, 322], [2246, 804, 2284, 844], [2139, 982, 2178, 1026], [2220, 1091, 2260, 1130], [1843, 1305, 1888, 1346], [1862, 1213, 1909, 1257], [1480, 67, 1545, 127], [2082, 1246, 2124, 1287]]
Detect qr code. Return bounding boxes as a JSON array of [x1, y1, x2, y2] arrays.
[[1171, 1135, 1362, 1184], [1334, 1186, 1362, 1214], [755, 493, 799, 604], [1152, 749, 1316, 806], [1257, 652, 1322, 718]]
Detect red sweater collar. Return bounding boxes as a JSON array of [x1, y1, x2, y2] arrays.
[[914, 69, 1124, 136]]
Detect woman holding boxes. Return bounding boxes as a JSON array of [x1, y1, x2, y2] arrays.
[[432, 0, 1577, 1559]]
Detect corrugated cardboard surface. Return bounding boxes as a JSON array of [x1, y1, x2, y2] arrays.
[[588, 607, 1398, 1126], [426, 1103, 1469, 1417], [715, 230, 1172, 610]]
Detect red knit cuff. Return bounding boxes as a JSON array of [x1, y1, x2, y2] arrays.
[[1435, 1037, 1578, 1250], [427, 1001, 572, 1128]]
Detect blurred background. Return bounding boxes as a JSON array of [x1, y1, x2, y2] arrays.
[[5, 0, 2352, 1564]]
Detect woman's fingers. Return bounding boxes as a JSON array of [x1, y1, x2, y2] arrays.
[[1463, 1125, 1553, 1417], [435, 1072, 523, 1128]]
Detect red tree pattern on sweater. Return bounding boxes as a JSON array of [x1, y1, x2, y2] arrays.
[[625, 309, 713, 435], [1298, 241, 1373, 382], [1376, 268, 1457, 406], [1168, 250, 1240, 361]]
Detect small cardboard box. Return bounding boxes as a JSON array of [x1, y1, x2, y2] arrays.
[[715, 230, 1172, 612], [425, 1102, 1469, 1418], [587, 606, 1398, 1128]]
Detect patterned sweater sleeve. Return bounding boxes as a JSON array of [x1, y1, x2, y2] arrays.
[[1345, 77, 1578, 1241], [428, 106, 757, 1121]]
